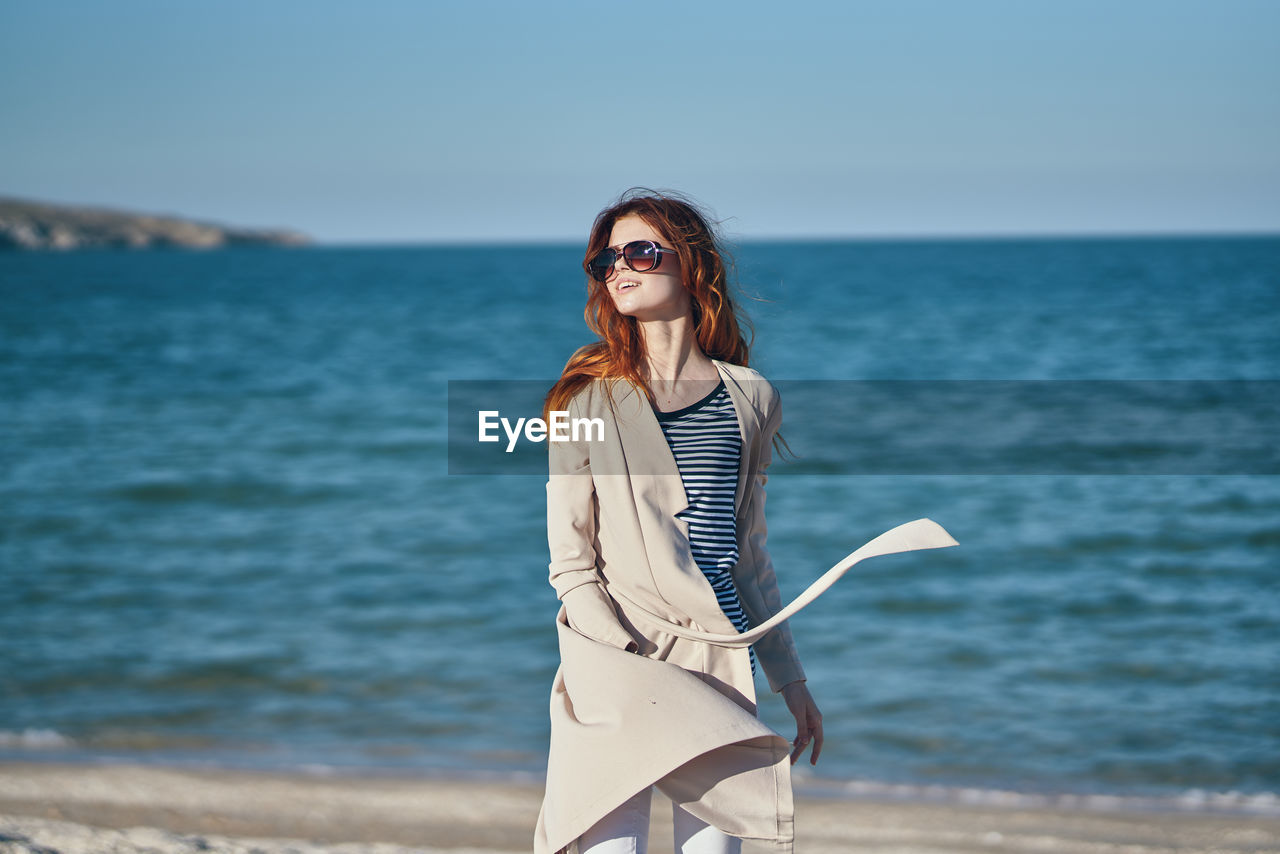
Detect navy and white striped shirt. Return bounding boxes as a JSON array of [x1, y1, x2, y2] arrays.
[[654, 380, 756, 675]]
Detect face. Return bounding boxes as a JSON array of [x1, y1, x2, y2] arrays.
[[601, 215, 689, 322]]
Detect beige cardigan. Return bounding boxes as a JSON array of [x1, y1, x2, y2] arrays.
[[535, 360, 956, 853]]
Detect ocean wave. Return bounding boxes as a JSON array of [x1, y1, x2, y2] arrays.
[[0, 728, 74, 749], [795, 775, 1280, 817]]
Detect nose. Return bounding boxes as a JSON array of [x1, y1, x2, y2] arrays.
[[603, 251, 635, 285]]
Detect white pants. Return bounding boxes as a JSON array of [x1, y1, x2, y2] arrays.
[[576, 786, 742, 854]]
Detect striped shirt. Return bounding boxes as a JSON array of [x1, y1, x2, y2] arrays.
[[654, 380, 756, 675]]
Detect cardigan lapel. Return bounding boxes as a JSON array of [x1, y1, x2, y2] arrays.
[[606, 378, 714, 622], [606, 361, 763, 522], [606, 377, 689, 522], [713, 360, 762, 517]]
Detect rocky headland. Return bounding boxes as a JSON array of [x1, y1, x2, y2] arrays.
[[0, 197, 310, 250]]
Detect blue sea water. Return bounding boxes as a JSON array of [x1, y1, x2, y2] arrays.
[[1, 237, 1278, 815]]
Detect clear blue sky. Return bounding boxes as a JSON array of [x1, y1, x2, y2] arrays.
[[2, 0, 1277, 243]]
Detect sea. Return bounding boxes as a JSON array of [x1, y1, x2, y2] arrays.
[[2, 236, 1278, 817]]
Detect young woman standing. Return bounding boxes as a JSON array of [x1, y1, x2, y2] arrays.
[[535, 190, 820, 854]]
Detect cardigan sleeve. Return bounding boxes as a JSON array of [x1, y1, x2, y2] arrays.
[[547, 389, 638, 653], [738, 386, 807, 692]]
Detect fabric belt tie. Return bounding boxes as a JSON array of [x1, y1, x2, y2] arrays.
[[608, 518, 959, 648]]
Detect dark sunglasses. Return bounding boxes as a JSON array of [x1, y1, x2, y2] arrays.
[[586, 240, 678, 283]]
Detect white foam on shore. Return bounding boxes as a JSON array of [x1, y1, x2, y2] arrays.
[[793, 775, 1280, 817], [0, 728, 74, 749], [4, 738, 1275, 820]]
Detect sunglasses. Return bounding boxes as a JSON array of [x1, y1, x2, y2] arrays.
[[587, 240, 678, 283]]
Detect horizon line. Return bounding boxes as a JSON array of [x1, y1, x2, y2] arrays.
[[307, 228, 1280, 250]]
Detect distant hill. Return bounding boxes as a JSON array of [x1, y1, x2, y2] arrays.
[[0, 196, 310, 250]]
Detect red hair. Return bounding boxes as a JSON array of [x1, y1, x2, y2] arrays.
[[544, 189, 753, 420]]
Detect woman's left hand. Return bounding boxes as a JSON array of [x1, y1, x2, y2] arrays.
[[780, 680, 823, 766]]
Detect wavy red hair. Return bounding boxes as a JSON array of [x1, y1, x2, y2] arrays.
[[544, 189, 753, 420]]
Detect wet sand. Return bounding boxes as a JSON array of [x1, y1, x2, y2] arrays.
[[1, 761, 1277, 853]]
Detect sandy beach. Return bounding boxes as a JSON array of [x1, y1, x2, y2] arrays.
[[1, 762, 1277, 854]]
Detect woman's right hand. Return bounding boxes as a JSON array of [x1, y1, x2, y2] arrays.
[[562, 583, 639, 652]]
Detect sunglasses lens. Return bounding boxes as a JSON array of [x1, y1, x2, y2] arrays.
[[588, 249, 616, 282], [622, 241, 659, 272]]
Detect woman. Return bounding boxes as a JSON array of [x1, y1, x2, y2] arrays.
[[534, 190, 821, 854]]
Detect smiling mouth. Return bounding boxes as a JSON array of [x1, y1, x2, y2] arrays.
[[617, 280, 640, 291]]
